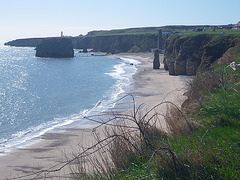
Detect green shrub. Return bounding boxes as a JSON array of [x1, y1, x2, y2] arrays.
[[199, 87, 240, 127]]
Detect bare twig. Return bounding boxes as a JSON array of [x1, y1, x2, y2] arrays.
[[141, 101, 194, 132], [9, 94, 193, 179], [10, 134, 140, 180], [146, 147, 178, 180]]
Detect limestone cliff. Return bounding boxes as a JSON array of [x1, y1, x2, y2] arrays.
[[72, 34, 158, 53], [199, 35, 238, 71], [164, 34, 240, 75], [36, 38, 74, 58]]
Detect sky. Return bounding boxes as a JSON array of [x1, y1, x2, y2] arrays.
[[0, 0, 239, 42]]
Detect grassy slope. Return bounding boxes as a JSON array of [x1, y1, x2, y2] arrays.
[[170, 63, 240, 179], [112, 35, 240, 180]]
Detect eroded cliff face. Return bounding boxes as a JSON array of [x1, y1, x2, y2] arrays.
[[199, 35, 238, 71], [72, 34, 158, 53], [164, 34, 239, 76]]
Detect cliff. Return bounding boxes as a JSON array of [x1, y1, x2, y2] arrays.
[[5, 34, 158, 53], [36, 38, 74, 58], [164, 34, 240, 75], [72, 33, 158, 53]]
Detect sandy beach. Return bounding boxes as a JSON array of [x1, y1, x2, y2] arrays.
[[0, 53, 191, 179]]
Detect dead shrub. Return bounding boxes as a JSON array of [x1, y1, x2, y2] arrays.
[[165, 105, 196, 135], [12, 96, 196, 179], [182, 70, 221, 115]]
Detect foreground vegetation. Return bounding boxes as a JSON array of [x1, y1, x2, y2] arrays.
[[126, 51, 239, 179], [72, 43, 240, 179]]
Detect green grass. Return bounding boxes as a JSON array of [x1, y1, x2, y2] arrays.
[[231, 46, 240, 61], [168, 126, 240, 179], [112, 59, 240, 179], [170, 61, 240, 179], [86, 27, 159, 37], [181, 29, 240, 36], [85, 26, 240, 37], [199, 87, 240, 126]]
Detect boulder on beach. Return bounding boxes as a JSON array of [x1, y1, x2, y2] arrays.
[[36, 38, 74, 58]]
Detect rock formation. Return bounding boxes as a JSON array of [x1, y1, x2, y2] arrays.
[[71, 34, 158, 53], [163, 34, 238, 76], [158, 28, 163, 50], [198, 35, 237, 71], [164, 34, 211, 75], [36, 38, 74, 58], [153, 49, 160, 69], [6, 34, 159, 54]]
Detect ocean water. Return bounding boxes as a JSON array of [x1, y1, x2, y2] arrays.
[[0, 45, 140, 154]]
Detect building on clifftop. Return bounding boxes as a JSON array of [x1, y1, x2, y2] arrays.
[[236, 22, 240, 29]]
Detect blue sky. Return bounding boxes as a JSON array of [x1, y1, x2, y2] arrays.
[[0, 0, 239, 42]]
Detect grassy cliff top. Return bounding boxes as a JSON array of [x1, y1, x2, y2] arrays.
[[85, 27, 159, 37], [173, 28, 240, 36], [85, 25, 240, 37]]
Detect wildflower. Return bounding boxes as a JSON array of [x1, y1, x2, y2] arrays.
[[228, 61, 240, 71]]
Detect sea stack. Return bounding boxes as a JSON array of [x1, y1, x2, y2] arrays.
[[158, 28, 163, 51], [153, 49, 160, 69], [36, 38, 74, 58]]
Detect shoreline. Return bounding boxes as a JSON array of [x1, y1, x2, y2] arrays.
[[0, 53, 192, 179], [111, 53, 191, 129], [0, 54, 134, 156]]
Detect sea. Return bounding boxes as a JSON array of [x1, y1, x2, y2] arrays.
[[0, 43, 140, 155]]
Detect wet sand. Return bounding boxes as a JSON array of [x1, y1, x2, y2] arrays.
[[0, 53, 191, 179]]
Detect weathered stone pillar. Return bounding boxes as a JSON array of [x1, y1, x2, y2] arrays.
[[153, 49, 160, 69], [158, 28, 163, 50]]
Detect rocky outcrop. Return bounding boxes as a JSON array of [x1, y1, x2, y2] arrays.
[[164, 34, 239, 76], [36, 38, 74, 58], [164, 34, 212, 75], [198, 35, 237, 71]]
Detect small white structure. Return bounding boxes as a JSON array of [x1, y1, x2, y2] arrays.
[[236, 22, 240, 29]]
